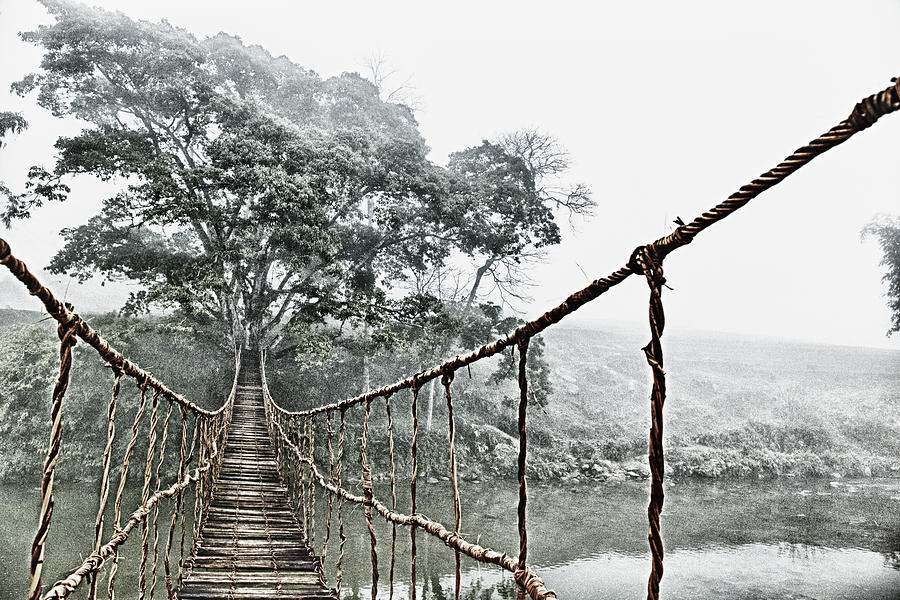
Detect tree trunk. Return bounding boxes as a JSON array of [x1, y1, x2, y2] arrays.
[[466, 257, 496, 308], [361, 352, 371, 394], [426, 377, 435, 432]]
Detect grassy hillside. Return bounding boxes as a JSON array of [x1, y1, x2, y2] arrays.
[[0, 309, 232, 482], [1, 305, 896, 483], [534, 323, 900, 479]]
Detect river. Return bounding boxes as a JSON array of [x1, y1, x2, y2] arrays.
[[1, 476, 897, 599]]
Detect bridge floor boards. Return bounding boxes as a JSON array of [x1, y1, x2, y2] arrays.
[[176, 361, 336, 600]]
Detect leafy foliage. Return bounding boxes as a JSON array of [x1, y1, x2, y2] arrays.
[[863, 215, 900, 335], [0, 111, 29, 202]]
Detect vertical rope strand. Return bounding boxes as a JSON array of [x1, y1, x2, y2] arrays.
[[409, 385, 420, 600], [164, 407, 188, 599], [291, 416, 300, 515], [321, 410, 335, 567], [336, 408, 346, 597], [636, 247, 668, 600], [87, 368, 121, 600], [385, 394, 398, 600], [178, 417, 199, 587], [308, 414, 317, 552], [108, 382, 149, 600], [149, 402, 174, 600], [516, 339, 530, 599], [138, 390, 161, 600], [191, 419, 207, 552], [442, 372, 461, 600], [362, 398, 379, 599], [300, 417, 309, 531], [28, 318, 77, 600]]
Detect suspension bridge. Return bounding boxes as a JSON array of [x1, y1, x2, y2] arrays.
[[2, 77, 898, 600]]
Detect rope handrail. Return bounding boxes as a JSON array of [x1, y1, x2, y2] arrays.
[[259, 356, 558, 599], [266, 79, 900, 423], [38, 439, 222, 599], [37, 356, 240, 600], [0, 238, 231, 418]]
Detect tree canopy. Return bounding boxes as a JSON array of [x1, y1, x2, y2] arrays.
[[6, 0, 591, 358]]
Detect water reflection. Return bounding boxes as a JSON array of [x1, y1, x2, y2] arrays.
[[1, 477, 898, 599]]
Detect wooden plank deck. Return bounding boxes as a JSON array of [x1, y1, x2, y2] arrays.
[[177, 359, 337, 600]]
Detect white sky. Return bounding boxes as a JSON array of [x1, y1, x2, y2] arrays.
[[0, 0, 899, 349]]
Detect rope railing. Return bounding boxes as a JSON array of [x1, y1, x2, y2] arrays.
[[258, 76, 900, 600], [0, 238, 238, 600]]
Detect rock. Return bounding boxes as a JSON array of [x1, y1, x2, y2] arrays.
[[426, 477, 438, 484], [830, 472, 842, 479], [621, 460, 651, 477], [440, 476, 450, 482]]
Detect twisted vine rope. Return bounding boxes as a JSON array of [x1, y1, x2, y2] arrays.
[[0, 239, 237, 600], [27, 315, 77, 600], [634, 247, 667, 600], [516, 337, 530, 599]]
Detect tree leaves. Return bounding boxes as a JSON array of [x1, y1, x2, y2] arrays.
[[863, 216, 900, 335]]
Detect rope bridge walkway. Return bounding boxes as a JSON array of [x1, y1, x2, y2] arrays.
[[176, 358, 336, 600], [1, 77, 898, 600]]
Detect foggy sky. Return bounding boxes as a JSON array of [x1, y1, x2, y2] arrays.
[[1, 0, 899, 349]]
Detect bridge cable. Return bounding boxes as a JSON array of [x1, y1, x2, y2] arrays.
[[633, 246, 668, 600], [409, 384, 421, 600], [385, 393, 398, 600], [442, 370, 462, 600], [361, 397, 380, 599]]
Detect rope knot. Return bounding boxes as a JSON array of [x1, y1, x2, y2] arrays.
[[57, 305, 78, 347], [441, 370, 454, 387], [634, 247, 667, 289], [848, 78, 900, 131]]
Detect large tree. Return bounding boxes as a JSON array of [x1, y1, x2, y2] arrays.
[[6, 0, 591, 358], [6, 1, 460, 350]]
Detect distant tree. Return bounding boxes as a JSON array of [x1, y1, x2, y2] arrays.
[[448, 131, 593, 307], [864, 216, 900, 335], [0, 111, 29, 201]]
